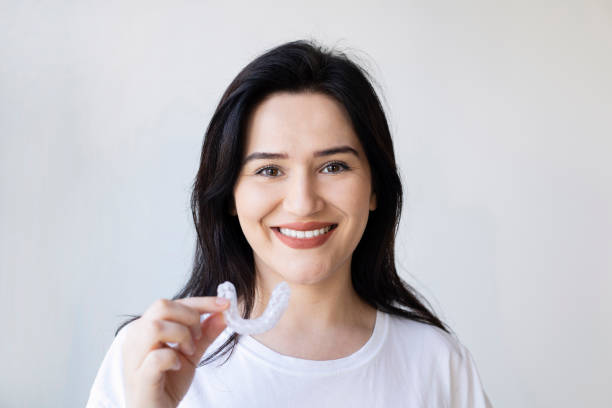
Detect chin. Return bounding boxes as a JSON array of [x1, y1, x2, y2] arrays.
[[254, 251, 348, 287], [275, 262, 336, 286]]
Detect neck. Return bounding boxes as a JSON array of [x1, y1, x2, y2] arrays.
[[246, 264, 377, 360], [254, 273, 370, 331]]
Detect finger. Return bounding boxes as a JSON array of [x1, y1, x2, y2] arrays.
[[174, 297, 229, 340], [139, 348, 182, 386], [193, 312, 228, 359], [143, 298, 204, 341], [174, 296, 230, 315], [138, 319, 196, 362]]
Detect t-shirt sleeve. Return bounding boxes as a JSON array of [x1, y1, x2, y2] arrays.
[[85, 324, 130, 408], [448, 343, 493, 408]]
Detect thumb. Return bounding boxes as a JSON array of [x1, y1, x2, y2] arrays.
[[193, 312, 228, 359]]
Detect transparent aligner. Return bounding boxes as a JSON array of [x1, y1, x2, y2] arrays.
[[214, 281, 291, 335]]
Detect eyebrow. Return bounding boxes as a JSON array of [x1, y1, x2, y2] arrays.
[[242, 145, 359, 165]]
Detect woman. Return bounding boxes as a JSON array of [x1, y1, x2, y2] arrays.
[[87, 40, 493, 407]]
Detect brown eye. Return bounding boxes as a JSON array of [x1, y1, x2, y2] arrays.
[[322, 161, 349, 174], [256, 166, 280, 177]]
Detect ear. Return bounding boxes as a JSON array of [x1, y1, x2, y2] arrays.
[[369, 192, 377, 211]]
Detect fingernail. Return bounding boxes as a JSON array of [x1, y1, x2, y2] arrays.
[[215, 297, 229, 306], [194, 328, 202, 340], [173, 360, 182, 370]]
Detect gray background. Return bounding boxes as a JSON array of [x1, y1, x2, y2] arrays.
[[1, 1, 611, 407]]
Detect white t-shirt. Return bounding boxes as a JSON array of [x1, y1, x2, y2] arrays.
[[87, 309, 493, 407]]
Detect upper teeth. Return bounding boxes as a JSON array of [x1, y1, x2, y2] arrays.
[[279, 225, 333, 239]]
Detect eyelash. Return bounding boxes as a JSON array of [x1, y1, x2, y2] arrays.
[[254, 161, 351, 177]]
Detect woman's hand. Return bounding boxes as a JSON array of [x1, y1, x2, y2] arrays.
[[122, 297, 230, 408]]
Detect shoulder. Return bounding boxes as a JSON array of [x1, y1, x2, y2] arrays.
[[382, 313, 479, 381], [86, 322, 134, 407], [382, 313, 493, 407]]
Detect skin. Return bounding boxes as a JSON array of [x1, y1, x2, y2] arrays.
[[121, 91, 379, 408], [122, 297, 230, 408], [232, 91, 378, 360]]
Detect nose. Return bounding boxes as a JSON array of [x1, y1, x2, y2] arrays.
[[282, 169, 324, 216]]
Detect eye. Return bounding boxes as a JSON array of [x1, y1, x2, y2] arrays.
[[321, 161, 350, 174], [254, 161, 350, 177], [255, 166, 282, 177]]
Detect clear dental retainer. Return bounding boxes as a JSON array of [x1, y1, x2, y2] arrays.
[[211, 281, 291, 335]]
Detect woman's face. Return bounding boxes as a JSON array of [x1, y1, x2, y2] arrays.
[[232, 91, 376, 287]]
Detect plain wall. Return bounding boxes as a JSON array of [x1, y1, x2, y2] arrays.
[[1, 1, 610, 406]]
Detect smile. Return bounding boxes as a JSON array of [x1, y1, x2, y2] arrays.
[[272, 224, 338, 249], [278, 225, 335, 239]]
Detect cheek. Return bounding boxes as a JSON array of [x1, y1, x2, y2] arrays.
[[234, 181, 278, 224], [323, 177, 372, 215]]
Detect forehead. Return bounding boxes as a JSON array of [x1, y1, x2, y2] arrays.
[[243, 91, 362, 155]]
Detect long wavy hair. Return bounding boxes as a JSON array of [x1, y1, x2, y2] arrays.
[[118, 39, 451, 365]]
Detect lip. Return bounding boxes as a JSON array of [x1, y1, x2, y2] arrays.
[[272, 224, 337, 249], [274, 222, 336, 231]]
